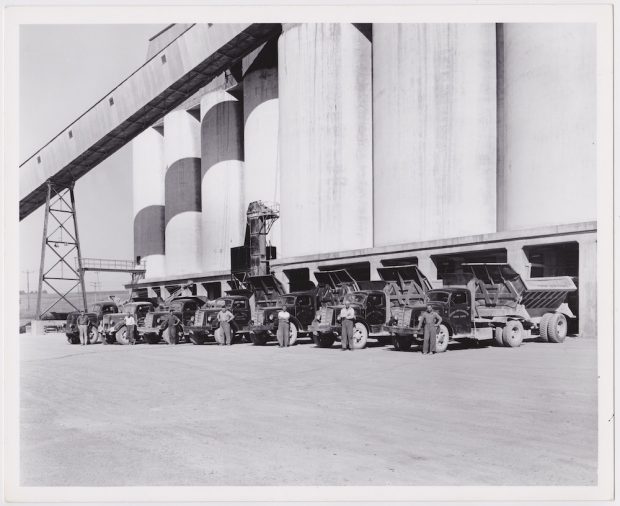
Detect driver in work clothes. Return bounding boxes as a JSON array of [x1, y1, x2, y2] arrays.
[[416, 304, 442, 355], [339, 301, 355, 351], [217, 306, 235, 346]]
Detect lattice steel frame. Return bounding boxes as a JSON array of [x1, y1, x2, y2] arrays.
[[35, 181, 87, 317]]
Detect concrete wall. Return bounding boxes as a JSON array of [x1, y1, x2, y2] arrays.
[[497, 24, 596, 231], [164, 109, 202, 275], [373, 24, 497, 246], [200, 90, 245, 272], [132, 126, 166, 278], [278, 23, 373, 258], [243, 41, 281, 252]]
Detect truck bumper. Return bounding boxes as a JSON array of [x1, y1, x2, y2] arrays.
[[308, 323, 339, 335], [250, 324, 276, 335], [383, 325, 418, 337]]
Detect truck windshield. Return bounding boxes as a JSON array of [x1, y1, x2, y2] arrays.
[[344, 293, 367, 305], [427, 292, 449, 303], [214, 299, 233, 308], [278, 296, 296, 306]]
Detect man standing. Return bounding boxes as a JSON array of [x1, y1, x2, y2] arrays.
[[339, 300, 356, 351], [77, 310, 89, 346], [416, 304, 442, 355], [217, 305, 235, 346], [124, 313, 136, 345], [276, 304, 291, 348], [163, 309, 181, 345]]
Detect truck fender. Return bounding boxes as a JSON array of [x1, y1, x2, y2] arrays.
[[555, 302, 575, 319], [289, 316, 302, 331]]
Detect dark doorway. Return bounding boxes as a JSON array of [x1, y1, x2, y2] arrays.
[[432, 249, 507, 285], [381, 256, 418, 266], [284, 268, 314, 292], [317, 261, 371, 281]]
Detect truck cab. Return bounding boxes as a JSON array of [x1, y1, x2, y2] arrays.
[[101, 301, 154, 345], [141, 296, 208, 345], [187, 295, 252, 345], [65, 301, 119, 344]]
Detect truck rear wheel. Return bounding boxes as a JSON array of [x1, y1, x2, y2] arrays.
[[314, 333, 335, 348], [435, 324, 450, 353], [250, 332, 267, 346], [539, 313, 553, 342], [352, 323, 368, 349], [493, 327, 504, 346], [547, 313, 567, 343], [115, 326, 130, 345], [392, 335, 412, 351], [502, 320, 524, 347]]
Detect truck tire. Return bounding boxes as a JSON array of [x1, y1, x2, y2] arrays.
[[288, 321, 299, 345], [539, 313, 553, 342], [66, 335, 80, 345], [314, 333, 335, 348], [547, 313, 567, 343], [392, 335, 412, 351], [189, 333, 206, 345], [493, 327, 504, 346], [352, 322, 368, 349], [115, 326, 130, 345], [377, 336, 392, 346], [144, 333, 161, 345], [88, 327, 100, 344], [435, 324, 450, 353], [502, 320, 524, 348]]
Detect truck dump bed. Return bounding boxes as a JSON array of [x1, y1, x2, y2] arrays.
[[376, 265, 432, 307], [463, 263, 576, 318]]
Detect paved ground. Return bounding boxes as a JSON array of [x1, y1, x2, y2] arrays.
[[19, 333, 597, 486]]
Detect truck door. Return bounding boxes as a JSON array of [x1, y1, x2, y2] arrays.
[[295, 295, 314, 327], [366, 294, 387, 326], [450, 290, 472, 336], [233, 299, 251, 325]]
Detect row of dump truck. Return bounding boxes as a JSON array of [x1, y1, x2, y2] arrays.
[[65, 263, 577, 351]]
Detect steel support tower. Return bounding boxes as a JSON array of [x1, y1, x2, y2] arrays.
[[246, 201, 280, 276], [35, 181, 87, 318]]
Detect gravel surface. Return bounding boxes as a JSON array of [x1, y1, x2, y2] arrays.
[[19, 334, 597, 486]]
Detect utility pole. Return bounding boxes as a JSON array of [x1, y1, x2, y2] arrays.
[[22, 270, 34, 310]]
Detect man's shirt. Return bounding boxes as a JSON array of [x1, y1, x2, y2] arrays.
[[339, 307, 355, 320]]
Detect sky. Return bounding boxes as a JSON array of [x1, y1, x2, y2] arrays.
[[19, 24, 167, 291]]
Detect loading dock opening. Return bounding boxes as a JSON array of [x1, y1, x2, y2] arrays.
[[432, 249, 507, 285]]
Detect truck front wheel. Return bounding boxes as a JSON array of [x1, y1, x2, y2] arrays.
[[502, 320, 524, 347], [435, 324, 450, 353], [352, 323, 368, 349], [115, 326, 130, 345], [144, 333, 161, 344], [547, 313, 567, 343], [250, 332, 267, 346]]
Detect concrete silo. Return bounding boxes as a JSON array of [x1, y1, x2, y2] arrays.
[[200, 89, 245, 272], [496, 23, 596, 231], [242, 40, 281, 253], [278, 23, 373, 258], [372, 24, 497, 246], [164, 109, 202, 275], [132, 126, 166, 278]]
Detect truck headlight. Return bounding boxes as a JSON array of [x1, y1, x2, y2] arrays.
[[190, 316, 195, 323], [268, 314, 275, 322], [207, 316, 212, 323]]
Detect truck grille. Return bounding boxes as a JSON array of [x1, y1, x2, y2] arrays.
[[143, 313, 155, 327], [256, 310, 264, 325], [399, 308, 413, 327], [319, 307, 334, 325]]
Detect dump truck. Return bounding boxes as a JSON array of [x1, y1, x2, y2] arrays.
[[385, 262, 577, 351], [186, 294, 253, 345], [141, 296, 208, 344], [65, 301, 119, 344], [248, 270, 354, 346], [101, 300, 155, 344], [308, 265, 431, 349]]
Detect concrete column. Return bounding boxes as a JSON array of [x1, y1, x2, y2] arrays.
[[132, 126, 165, 278], [160, 285, 170, 300], [200, 90, 245, 272], [273, 270, 290, 294], [243, 40, 281, 253], [497, 24, 596, 231], [417, 255, 439, 287], [164, 109, 202, 275], [507, 243, 531, 278], [373, 24, 497, 246], [369, 258, 383, 281], [147, 287, 158, 298], [278, 23, 373, 258], [578, 236, 597, 338], [196, 283, 209, 297]]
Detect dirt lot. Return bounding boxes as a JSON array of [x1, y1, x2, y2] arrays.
[[19, 333, 597, 486]]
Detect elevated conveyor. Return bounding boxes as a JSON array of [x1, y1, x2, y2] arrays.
[[20, 23, 281, 220]]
